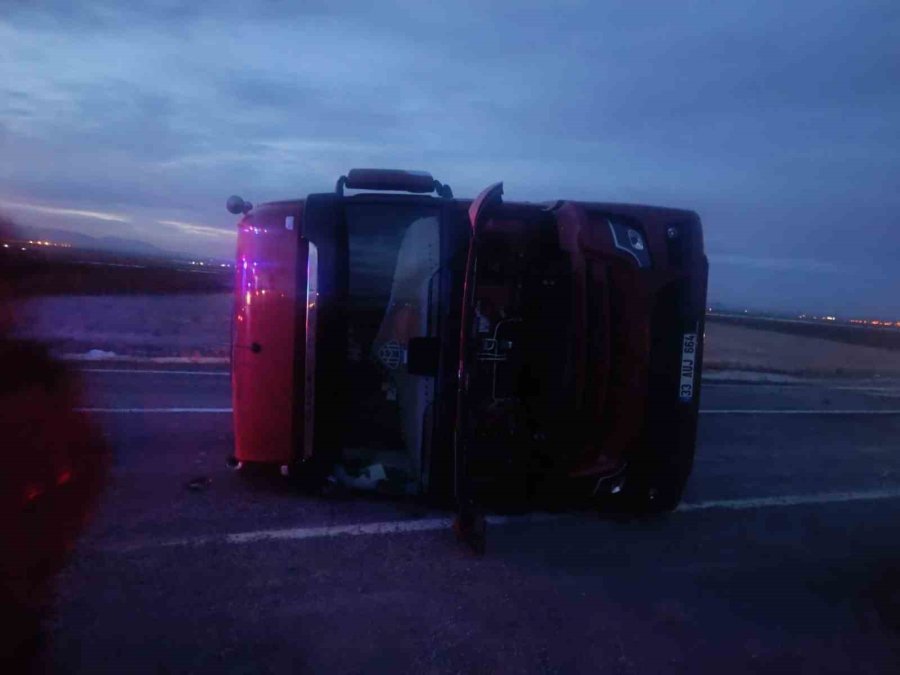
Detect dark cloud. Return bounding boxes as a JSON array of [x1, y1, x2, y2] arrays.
[[0, 0, 898, 313]]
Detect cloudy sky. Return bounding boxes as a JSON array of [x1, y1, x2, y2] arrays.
[[1, 1, 898, 316]]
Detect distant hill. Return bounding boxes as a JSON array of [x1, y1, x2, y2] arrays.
[[13, 226, 172, 258]]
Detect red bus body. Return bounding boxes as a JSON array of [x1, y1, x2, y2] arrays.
[[231, 170, 708, 511]]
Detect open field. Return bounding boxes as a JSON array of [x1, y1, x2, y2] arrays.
[[0, 244, 231, 295], [705, 322, 900, 378], [13, 294, 232, 358], [13, 293, 900, 378], [709, 313, 900, 351]]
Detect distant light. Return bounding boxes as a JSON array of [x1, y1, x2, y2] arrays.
[[198, 261, 204, 266], [220, 263, 228, 268], [1, 244, 8, 248], [21, 247, 26, 251]]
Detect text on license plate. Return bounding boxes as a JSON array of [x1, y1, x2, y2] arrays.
[[679, 332, 697, 401]]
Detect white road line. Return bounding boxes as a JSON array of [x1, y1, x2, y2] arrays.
[[108, 518, 455, 551], [704, 382, 900, 395], [702, 409, 900, 415], [101, 487, 900, 552], [74, 407, 900, 415], [678, 487, 900, 512], [76, 407, 233, 413], [228, 517, 452, 543], [701, 382, 805, 388], [221, 512, 561, 544], [79, 368, 230, 376], [74, 369, 900, 396], [106, 513, 564, 552], [78, 370, 771, 383], [831, 386, 900, 394]]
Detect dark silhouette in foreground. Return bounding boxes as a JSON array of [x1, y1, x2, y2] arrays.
[[0, 215, 109, 670]]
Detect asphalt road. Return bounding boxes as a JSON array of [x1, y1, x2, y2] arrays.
[[40, 366, 900, 673]]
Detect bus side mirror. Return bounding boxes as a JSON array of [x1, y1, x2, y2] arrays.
[[227, 195, 253, 215], [407, 337, 440, 376]]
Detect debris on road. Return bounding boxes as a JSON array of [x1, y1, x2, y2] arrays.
[[186, 476, 212, 491]]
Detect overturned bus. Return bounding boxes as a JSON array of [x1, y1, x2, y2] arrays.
[[227, 169, 708, 524]]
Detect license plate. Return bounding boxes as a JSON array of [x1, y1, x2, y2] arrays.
[[679, 332, 697, 401]]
